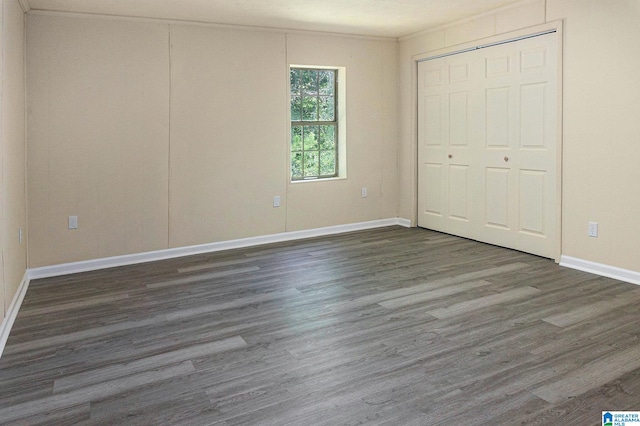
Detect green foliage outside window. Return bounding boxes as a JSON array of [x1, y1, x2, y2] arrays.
[[290, 68, 337, 180]]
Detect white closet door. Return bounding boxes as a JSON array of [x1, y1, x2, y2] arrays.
[[418, 32, 558, 259]]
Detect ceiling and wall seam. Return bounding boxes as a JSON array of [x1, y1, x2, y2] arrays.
[[24, 9, 398, 42], [23, 0, 532, 39]]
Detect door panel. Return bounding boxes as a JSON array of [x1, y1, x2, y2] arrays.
[[449, 92, 469, 147], [486, 55, 511, 78], [520, 83, 547, 148], [423, 163, 443, 216], [424, 95, 442, 146], [448, 165, 469, 221], [519, 169, 546, 235], [424, 67, 444, 86], [485, 167, 510, 229], [486, 87, 510, 148], [521, 46, 547, 72], [418, 32, 559, 259], [449, 63, 470, 83]]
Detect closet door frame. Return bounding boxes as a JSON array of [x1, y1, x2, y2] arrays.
[[412, 21, 564, 262]]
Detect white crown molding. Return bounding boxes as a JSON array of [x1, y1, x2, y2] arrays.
[[18, 0, 31, 13], [29, 218, 412, 280], [560, 255, 640, 286], [0, 272, 30, 359]]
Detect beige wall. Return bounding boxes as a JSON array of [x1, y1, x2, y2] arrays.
[[27, 15, 399, 266], [398, 0, 640, 273], [547, 0, 640, 271], [27, 16, 171, 266], [286, 34, 398, 230], [169, 26, 288, 247], [1, 0, 26, 321], [24, 0, 640, 276]]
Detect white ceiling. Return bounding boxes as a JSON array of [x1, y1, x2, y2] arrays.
[[26, 0, 524, 38]]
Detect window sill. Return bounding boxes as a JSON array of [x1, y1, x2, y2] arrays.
[[290, 176, 347, 184]]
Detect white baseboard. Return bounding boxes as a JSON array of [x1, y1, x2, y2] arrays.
[[5, 225, 639, 361], [29, 218, 412, 280], [396, 217, 412, 228], [4, 218, 410, 359], [0, 271, 30, 359], [560, 255, 640, 286]]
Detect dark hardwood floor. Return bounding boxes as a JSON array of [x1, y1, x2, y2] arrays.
[[1, 226, 639, 425]]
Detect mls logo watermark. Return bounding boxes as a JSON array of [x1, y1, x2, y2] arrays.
[[603, 411, 640, 426]]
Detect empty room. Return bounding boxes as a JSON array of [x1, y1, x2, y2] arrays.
[[1, 0, 639, 424]]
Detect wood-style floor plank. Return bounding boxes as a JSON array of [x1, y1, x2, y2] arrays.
[[1, 226, 640, 425]]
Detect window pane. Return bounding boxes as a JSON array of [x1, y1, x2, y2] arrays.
[[304, 152, 319, 177], [291, 126, 303, 151], [290, 67, 339, 181], [302, 96, 318, 121], [290, 70, 301, 95], [303, 126, 319, 150], [319, 96, 335, 121], [291, 151, 303, 179], [320, 151, 336, 176], [318, 125, 335, 150], [318, 71, 334, 95], [291, 96, 302, 121], [301, 70, 318, 95]]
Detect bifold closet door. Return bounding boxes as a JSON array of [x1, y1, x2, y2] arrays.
[[418, 32, 558, 258]]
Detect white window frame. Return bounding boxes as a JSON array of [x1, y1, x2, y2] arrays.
[[289, 65, 346, 182]]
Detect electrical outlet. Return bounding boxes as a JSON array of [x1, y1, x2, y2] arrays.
[[19, 228, 23, 244], [361, 187, 368, 198], [69, 215, 78, 229], [588, 221, 598, 238], [273, 196, 281, 207]]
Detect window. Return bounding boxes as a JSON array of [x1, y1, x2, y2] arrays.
[[290, 67, 339, 180]]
